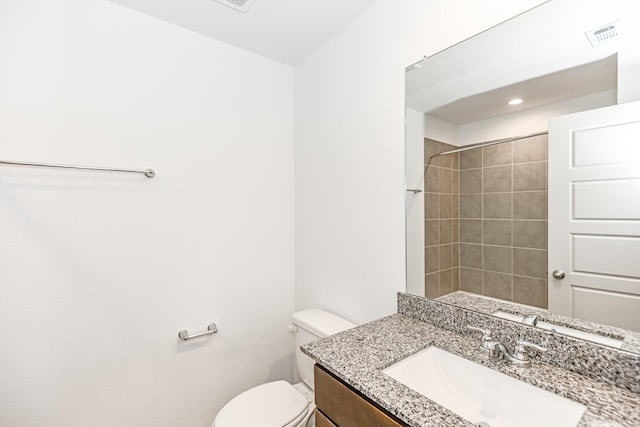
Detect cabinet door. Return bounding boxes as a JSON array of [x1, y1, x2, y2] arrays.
[[314, 365, 406, 427], [316, 410, 338, 427]]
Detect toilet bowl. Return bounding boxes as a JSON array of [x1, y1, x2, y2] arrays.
[[213, 309, 356, 427], [214, 380, 313, 427]]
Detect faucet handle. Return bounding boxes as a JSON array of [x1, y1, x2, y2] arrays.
[[513, 338, 548, 362], [467, 325, 493, 340], [468, 325, 500, 357]]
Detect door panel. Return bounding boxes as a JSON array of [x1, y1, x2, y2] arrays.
[[573, 179, 640, 219], [572, 121, 640, 166], [573, 287, 640, 331], [573, 235, 640, 277], [548, 101, 640, 331]]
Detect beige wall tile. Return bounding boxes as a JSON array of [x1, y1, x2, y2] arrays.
[[424, 139, 439, 164], [460, 267, 483, 294], [484, 193, 511, 219], [425, 134, 551, 306], [513, 191, 547, 219], [437, 148, 453, 169], [439, 167, 453, 193], [460, 195, 482, 218], [460, 149, 482, 170], [439, 244, 453, 269], [513, 275, 548, 308], [425, 246, 439, 273], [513, 162, 546, 191], [513, 134, 547, 163], [452, 170, 459, 195], [425, 273, 439, 299], [439, 269, 453, 295], [425, 192, 439, 219], [483, 220, 512, 246], [483, 166, 512, 193], [452, 195, 460, 218], [513, 248, 547, 279], [484, 271, 512, 301], [439, 194, 453, 218], [425, 166, 439, 193], [460, 219, 482, 244], [513, 220, 547, 249], [460, 169, 483, 194], [452, 219, 460, 243], [452, 243, 459, 267], [460, 243, 482, 269], [439, 220, 452, 244], [484, 245, 512, 273], [426, 140, 448, 167], [483, 142, 512, 166], [425, 220, 439, 247]]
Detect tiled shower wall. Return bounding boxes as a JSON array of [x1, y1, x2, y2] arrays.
[[424, 139, 460, 299], [424, 134, 549, 308]]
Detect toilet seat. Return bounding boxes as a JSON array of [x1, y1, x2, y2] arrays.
[[214, 380, 310, 427]]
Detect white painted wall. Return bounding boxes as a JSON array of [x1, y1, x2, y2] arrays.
[[406, 0, 640, 115], [618, 47, 640, 104], [420, 91, 617, 148], [404, 108, 425, 296], [457, 90, 617, 145], [0, 1, 294, 426], [294, 0, 547, 324], [424, 115, 458, 146]]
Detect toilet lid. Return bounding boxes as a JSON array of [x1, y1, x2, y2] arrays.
[[215, 380, 309, 427]]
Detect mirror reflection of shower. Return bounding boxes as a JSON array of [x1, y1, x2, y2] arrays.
[[405, 0, 640, 347], [423, 132, 549, 308], [405, 55, 618, 303]]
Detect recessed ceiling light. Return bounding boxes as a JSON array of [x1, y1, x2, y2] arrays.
[[508, 98, 524, 106]]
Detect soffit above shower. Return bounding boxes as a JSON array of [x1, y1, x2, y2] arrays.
[[428, 55, 618, 125], [108, 0, 382, 65]]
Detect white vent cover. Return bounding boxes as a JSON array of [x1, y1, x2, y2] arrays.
[[214, 0, 256, 13], [585, 21, 623, 47]]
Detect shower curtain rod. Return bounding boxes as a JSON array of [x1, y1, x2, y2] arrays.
[[0, 159, 156, 178], [430, 130, 548, 159]]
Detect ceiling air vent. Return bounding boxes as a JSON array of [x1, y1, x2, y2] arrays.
[[214, 0, 256, 13], [585, 21, 623, 47]]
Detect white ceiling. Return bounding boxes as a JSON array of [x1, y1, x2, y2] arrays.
[[428, 56, 618, 125], [405, 0, 638, 125], [108, 0, 382, 65]]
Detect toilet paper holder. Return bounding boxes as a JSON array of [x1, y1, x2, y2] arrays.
[[178, 322, 218, 341]]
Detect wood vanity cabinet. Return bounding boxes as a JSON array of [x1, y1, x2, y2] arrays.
[[315, 410, 338, 427], [314, 365, 407, 427]]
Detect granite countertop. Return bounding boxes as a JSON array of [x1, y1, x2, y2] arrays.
[[436, 291, 640, 354], [302, 314, 640, 427]]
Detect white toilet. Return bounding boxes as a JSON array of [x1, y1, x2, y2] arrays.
[[213, 308, 356, 427]]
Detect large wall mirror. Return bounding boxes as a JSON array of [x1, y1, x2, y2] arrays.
[[405, 0, 640, 353]]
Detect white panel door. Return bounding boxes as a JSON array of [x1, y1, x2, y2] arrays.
[[548, 101, 640, 331]]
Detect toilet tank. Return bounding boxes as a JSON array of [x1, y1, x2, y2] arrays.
[[292, 308, 356, 390]]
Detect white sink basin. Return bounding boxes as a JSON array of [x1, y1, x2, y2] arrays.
[[382, 346, 586, 427], [492, 311, 623, 349]]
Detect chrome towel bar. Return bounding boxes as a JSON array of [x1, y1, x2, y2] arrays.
[[0, 159, 155, 178], [178, 323, 218, 341]]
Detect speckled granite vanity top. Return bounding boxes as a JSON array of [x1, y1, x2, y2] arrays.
[[302, 314, 640, 427]]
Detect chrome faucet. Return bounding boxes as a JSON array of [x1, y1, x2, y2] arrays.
[[522, 314, 539, 326], [512, 337, 548, 363], [467, 325, 501, 358], [468, 325, 547, 366]]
